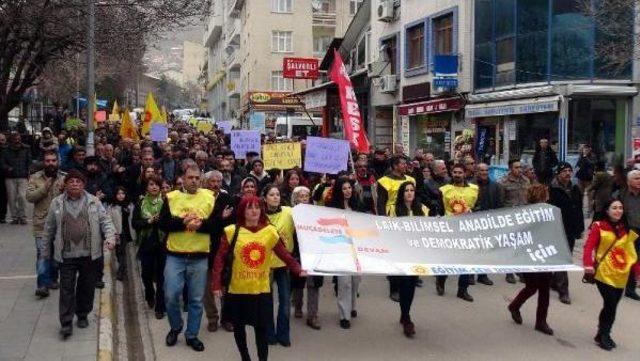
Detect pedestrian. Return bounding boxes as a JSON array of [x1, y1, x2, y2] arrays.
[[508, 183, 555, 336], [328, 178, 364, 329], [26, 150, 65, 298], [582, 198, 640, 350], [387, 181, 428, 338], [279, 170, 300, 207], [211, 196, 306, 361], [576, 144, 596, 216], [436, 163, 479, 302], [473, 162, 504, 285], [107, 186, 133, 281], [248, 159, 271, 194], [1, 132, 31, 224], [589, 161, 614, 215], [0, 132, 7, 223], [160, 165, 217, 352], [532, 138, 558, 184], [41, 169, 116, 338], [549, 162, 584, 304], [614, 169, 640, 301]]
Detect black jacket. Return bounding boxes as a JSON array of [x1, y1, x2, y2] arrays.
[[474, 179, 503, 211], [549, 179, 584, 251]]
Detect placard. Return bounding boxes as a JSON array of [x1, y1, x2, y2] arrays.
[[217, 121, 233, 134], [150, 123, 168, 142], [231, 130, 261, 159], [263, 142, 301, 170], [196, 121, 214, 134], [249, 112, 266, 133], [304, 136, 349, 174]]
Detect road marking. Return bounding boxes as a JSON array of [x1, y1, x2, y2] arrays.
[[0, 274, 37, 280]]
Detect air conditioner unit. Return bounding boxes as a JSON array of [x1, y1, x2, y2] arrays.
[[379, 75, 397, 93], [377, 0, 394, 22]]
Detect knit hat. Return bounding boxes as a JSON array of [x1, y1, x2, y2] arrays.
[[64, 169, 87, 184], [556, 162, 573, 174]]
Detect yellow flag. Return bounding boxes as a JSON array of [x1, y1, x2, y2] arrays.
[[161, 106, 168, 123], [120, 108, 139, 140], [142, 92, 162, 134], [109, 100, 121, 122]]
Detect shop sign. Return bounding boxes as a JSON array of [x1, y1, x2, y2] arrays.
[[402, 82, 431, 103], [283, 57, 319, 79], [433, 77, 458, 89], [303, 90, 327, 109], [466, 100, 558, 118], [247, 91, 303, 106], [399, 98, 463, 116], [401, 116, 410, 154]]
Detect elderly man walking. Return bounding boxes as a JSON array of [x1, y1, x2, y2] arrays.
[[42, 169, 116, 338]]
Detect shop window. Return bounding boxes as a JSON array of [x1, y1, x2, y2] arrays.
[[433, 14, 453, 55], [406, 23, 425, 69], [381, 34, 398, 75], [550, 0, 592, 80], [516, 0, 549, 83]]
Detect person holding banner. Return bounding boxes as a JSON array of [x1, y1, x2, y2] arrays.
[[508, 184, 554, 336], [211, 196, 306, 361], [387, 181, 429, 338], [436, 163, 479, 302], [263, 185, 296, 347], [328, 178, 365, 329], [582, 198, 640, 351]]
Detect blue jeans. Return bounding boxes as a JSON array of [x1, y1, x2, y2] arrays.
[[164, 255, 207, 339], [35, 237, 58, 289], [267, 267, 291, 343]]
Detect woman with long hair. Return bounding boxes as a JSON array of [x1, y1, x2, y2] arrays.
[[327, 177, 363, 329], [131, 175, 166, 319], [507, 184, 555, 336], [583, 198, 640, 351], [107, 186, 133, 281], [279, 170, 300, 207], [262, 185, 296, 346], [388, 181, 428, 338], [212, 196, 305, 361]]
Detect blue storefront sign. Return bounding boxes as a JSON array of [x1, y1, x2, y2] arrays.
[[466, 100, 559, 118], [433, 78, 459, 89]]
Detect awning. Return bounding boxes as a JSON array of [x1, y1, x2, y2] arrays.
[[469, 86, 555, 103], [465, 95, 561, 119], [564, 84, 638, 97], [398, 97, 463, 116]]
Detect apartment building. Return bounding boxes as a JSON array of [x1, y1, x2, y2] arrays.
[[203, 0, 362, 127]]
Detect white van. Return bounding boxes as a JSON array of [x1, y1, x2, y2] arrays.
[[275, 116, 322, 139]]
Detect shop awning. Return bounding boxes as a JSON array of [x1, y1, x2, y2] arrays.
[[465, 95, 561, 119], [564, 84, 638, 97], [398, 97, 463, 116]]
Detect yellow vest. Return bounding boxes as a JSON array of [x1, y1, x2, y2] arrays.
[[165, 189, 215, 254], [439, 184, 479, 216], [224, 224, 280, 295], [377, 175, 416, 215], [267, 207, 295, 268], [595, 226, 639, 289]]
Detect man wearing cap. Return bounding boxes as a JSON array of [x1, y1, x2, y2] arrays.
[[549, 161, 584, 304], [41, 169, 116, 338]]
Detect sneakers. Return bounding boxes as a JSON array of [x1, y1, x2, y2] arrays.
[[306, 317, 321, 330], [35, 288, 50, 299], [186, 337, 205, 352], [77, 317, 89, 329], [457, 290, 474, 302], [165, 329, 180, 346]]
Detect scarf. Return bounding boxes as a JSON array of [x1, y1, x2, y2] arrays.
[[141, 194, 163, 220]]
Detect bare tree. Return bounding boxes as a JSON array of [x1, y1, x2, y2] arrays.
[[0, 0, 209, 130]]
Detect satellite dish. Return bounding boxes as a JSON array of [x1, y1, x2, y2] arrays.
[[312, 0, 322, 11]]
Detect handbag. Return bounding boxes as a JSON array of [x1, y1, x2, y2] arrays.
[[221, 225, 241, 288], [582, 236, 619, 284]]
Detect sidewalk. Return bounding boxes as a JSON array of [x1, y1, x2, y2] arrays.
[[0, 222, 99, 361]]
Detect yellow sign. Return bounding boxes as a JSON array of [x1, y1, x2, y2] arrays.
[[196, 121, 214, 134], [250, 93, 271, 103], [262, 142, 301, 170]]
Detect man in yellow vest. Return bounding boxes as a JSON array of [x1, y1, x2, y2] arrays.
[[436, 163, 479, 302], [159, 164, 216, 352]]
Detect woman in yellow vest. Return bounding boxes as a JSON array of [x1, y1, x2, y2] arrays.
[[262, 184, 296, 346], [388, 181, 428, 338], [583, 198, 640, 351], [211, 196, 305, 361]]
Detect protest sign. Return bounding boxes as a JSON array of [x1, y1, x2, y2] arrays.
[[196, 121, 213, 134], [304, 136, 349, 174], [150, 123, 168, 142], [263, 142, 301, 170], [231, 130, 261, 159], [292, 204, 581, 276], [218, 121, 233, 134], [249, 112, 266, 133]]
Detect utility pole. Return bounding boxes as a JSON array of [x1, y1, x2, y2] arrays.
[[86, 0, 96, 156]]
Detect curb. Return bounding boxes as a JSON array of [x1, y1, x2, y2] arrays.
[[128, 244, 157, 361], [97, 249, 115, 361]]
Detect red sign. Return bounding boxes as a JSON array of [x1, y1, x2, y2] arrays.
[[398, 97, 463, 116], [330, 49, 370, 153], [283, 57, 319, 79]]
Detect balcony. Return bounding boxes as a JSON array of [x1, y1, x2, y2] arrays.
[[203, 15, 223, 47], [227, 0, 245, 18], [225, 19, 241, 47], [312, 11, 337, 27], [225, 45, 241, 71]]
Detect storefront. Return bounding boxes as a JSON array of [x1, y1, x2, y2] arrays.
[[467, 85, 637, 167], [241, 91, 305, 132], [398, 97, 466, 160]]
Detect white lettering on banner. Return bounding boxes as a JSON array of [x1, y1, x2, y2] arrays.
[[466, 100, 559, 118]]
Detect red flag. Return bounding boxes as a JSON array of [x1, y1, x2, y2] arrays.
[[330, 49, 370, 153]]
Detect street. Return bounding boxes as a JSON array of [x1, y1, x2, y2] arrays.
[[142, 238, 640, 361]]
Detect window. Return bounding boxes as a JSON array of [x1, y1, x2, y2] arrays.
[[313, 36, 332, 57], [350, 0, 363, 15], [312, 0, 332, 13], [272, 0, 292, 13], [433, 14, 453, 55], [272, 31, 293, 52], [406, 24, 425, 69], [474, 0, 494, 89], [270, 71, 292, 91], [381, 35, 398, 75]]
